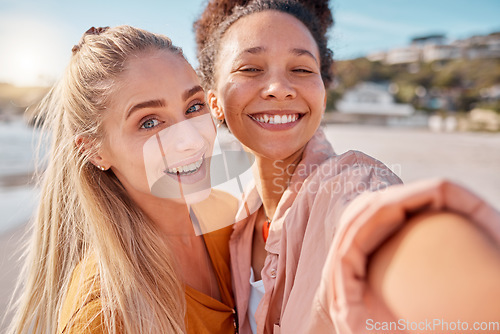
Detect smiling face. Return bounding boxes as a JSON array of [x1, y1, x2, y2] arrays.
[[96, 50, 215, 205], [209, 11, 326, 161]]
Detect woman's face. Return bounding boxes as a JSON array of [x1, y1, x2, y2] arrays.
[[210, 11, 326, 161], [97, 51, 215, 205]]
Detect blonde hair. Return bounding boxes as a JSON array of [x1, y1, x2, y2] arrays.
[[8, 25, 186, 333]]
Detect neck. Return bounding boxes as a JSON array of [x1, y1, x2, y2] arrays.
[[127, 189, 198, 238], [150, 199, 196, 236], [253, 148, 304, 220]]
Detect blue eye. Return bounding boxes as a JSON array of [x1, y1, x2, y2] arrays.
[[141, 118, 160, 129], [187, 103, 205, 114]]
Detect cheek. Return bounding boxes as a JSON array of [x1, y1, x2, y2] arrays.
[[223, 109, 247, 138], [308, 82, 326, 113], [100, 134, 120, 164], [109, 136, 146, 173], [220, 81, 247, 111], [221, 88, 250, 134], [201, 128, 216, 153]]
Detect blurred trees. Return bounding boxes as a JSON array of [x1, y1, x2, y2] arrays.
[[0, 83, 49, 122], [329, 58, 500, 113]]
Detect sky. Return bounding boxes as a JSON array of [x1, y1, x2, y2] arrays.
[[0, 0, 499, 86]]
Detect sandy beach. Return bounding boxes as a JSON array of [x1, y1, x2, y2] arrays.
[[1, 124, 499, 330], [0, 223, 28, 331], [323, 124, 500, 208]]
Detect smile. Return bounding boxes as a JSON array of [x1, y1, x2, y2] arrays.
[[249, 113, 300, 124], [165, 155, 204, 175]]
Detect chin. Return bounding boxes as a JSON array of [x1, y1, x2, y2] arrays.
[[184, 188, 212, 205], [253, 142, 305, 161]]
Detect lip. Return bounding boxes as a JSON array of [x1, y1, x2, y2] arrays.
[[162, 154, 210, 185], [164, 154, 204, 175], [247, 110, 305, 131], [162, 150, 210, 184], [165, 150, 205, 170]]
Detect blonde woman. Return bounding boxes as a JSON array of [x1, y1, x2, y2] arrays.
[[8, 26, 238, 333]]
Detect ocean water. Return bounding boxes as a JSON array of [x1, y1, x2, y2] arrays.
[[0, 119, 40, 234], [0, 119, 39, 177], [0, 187, 39, 234]]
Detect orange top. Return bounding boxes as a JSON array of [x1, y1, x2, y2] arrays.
[[58, 256, 107, 334], [58, 190, 238, 333], [184, 225, 236, 333]]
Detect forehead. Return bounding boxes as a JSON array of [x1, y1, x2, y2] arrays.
[[117, 51, 199, 97], [221, 10, 319, 56], [107, 51, 200, 110], [123, 51, 196, 82]]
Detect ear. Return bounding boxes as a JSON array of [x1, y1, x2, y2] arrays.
[[207, 89, 225, 121], [75, 135, 111, 171]]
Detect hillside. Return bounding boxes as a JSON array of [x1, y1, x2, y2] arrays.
[[329, 58, 500, 113], [0, 83, 49, 120]]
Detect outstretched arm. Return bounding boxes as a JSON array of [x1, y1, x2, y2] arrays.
[[368, 211, 500, 329]]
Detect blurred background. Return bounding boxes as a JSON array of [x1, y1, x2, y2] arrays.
[[1, 0, 500, 327]]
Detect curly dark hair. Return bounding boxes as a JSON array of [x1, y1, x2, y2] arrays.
[[194, 0, 334, 90]]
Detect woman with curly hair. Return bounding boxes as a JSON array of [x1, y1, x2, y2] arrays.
[[194, 1, 500, 333], [8, 25, 238, 334]]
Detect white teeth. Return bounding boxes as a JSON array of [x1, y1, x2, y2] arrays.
[[166, 157, 203, 175], [252, 114, 299, 124]]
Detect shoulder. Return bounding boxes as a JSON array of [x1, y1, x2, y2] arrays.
[[314, 150, 401, 193], [58, 255, 104, 333], [287, 151, 402, 235], [296, 150, 402, 200], [319, 150, 398, 179]]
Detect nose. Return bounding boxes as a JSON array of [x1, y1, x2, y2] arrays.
[[169, 118, 205, 154], [261, 71, 296, 101]]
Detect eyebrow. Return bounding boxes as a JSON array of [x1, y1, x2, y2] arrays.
[[291, 48, 319, 64], [126, 99, 166, 120], [234, 47, 265, 60], [125, 85, 204, 120], [235, 46, 318, 64], [183, 85, 204, 101], [244, 46, 265, 55]]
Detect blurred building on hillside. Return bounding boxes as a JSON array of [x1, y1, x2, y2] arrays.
[[368, 32, 500, 65], [327, 82, 428, 126]]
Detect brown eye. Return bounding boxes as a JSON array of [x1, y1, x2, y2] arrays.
[[238, 66, 263, 73], [292, 68, 313, 73]]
